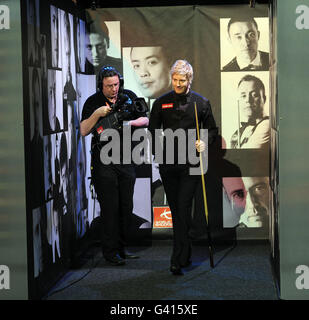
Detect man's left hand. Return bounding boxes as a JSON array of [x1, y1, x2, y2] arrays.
[[129, 117, 149, 127]]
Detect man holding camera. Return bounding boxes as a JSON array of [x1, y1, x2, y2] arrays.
[[80, 66, 148, 266]]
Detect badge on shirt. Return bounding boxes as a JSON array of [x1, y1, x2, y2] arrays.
[[162, 103, 173, 109], [96, 126, 104, 134]]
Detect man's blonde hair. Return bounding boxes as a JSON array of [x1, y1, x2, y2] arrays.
[[170, 60, 193, 84]]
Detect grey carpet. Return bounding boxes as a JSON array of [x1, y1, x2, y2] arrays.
[[44, 241, 279, 300]]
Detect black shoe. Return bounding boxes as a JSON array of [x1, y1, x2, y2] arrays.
[[105, 255, 125, 266], [119, 251, 140, 259], [170, 265, 183, 276]]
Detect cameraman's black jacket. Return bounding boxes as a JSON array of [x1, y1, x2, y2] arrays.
[[81, 89, 146, 166]]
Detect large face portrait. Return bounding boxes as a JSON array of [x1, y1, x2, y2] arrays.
[[86, 32, 108, 68], [228, 20, 260, 63], [223, 176, 269, 228], [240, 177, 269, 228], [130, 47, 171, 99], [223, 177, 246, 227], [220, 17, 269, 71], [237, 77, 266, 123]]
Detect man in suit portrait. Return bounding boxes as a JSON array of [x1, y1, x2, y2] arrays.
[[222, 17, 269, 71]]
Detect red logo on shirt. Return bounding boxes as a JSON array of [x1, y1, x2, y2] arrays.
[[96, 126, 104, 134], [162, 103, 173, 109]]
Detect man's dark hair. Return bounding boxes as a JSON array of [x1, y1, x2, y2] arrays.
[[86, 20, 110, 47], [227, 17, 259, 35], [97, 66, 123, 90]]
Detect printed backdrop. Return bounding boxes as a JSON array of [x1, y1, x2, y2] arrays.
[[22, 1, 270, 298]]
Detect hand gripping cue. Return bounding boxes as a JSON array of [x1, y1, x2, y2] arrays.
[[194, 102, 214, 268]]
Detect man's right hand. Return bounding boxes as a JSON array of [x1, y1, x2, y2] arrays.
[[80, 105, 112, 136], [95, 105, 112, 117]]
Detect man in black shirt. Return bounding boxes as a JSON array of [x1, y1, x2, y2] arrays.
[[80, 66, 148, 266], [149, 60, 218, 275]]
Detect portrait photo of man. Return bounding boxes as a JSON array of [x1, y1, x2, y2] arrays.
[[221, 17, 269, 71], [223, 176, 270, 229], [127, 46, 172, 100], [222, 176, 245, 228], [47, 69, 63, 132], [61, 10, 77, 102], [221, 72, 270, 149], [50, 5, 60, 68], [84, 20, 122, 75]]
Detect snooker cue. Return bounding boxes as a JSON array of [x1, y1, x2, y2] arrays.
[[194, 103, 214, 268]]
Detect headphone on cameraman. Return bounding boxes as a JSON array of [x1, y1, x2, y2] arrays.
[[97, 66, 124, 92]]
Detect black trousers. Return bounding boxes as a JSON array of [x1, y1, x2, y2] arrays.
[[92, 163, 136, 259], [159, 165, 199, 267]]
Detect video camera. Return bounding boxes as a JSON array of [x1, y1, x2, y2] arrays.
[[91, 93, 149, 136]]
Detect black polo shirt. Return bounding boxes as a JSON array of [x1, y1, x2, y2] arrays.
[[148, 90, 217, 165]]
